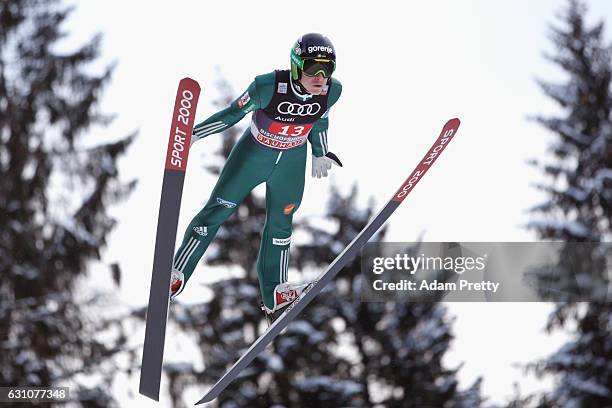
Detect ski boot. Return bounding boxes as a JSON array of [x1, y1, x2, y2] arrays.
[[169, 268, 185, 302], [261, 282, 309, 326]]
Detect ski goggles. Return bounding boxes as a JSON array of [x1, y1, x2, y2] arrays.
[[301, 58, 336, 78]]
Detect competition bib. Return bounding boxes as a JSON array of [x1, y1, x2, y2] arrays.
[[250, 111, 313, 150], [250, 70, 329, 151]]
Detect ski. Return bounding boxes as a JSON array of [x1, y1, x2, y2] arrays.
[[139, 77, 201, 401], [195, 118, 461, 404]]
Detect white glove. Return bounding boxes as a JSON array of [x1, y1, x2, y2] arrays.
[[311, 152, 343, 178]]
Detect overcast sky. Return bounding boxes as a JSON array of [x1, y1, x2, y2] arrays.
[[63, 0, 611, 405]]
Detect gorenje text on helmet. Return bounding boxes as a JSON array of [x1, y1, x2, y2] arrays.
[[307, 45, 333, 54]]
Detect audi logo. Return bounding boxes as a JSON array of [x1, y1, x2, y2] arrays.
[[277, 102, 321, 116]]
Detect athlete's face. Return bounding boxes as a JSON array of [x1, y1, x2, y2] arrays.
[[299, 72, 327, 95]]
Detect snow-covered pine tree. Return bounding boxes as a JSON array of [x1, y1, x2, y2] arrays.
[[526, 1, 612, 406], [0, 0, 136, 405], [164, 75, 483, 407]]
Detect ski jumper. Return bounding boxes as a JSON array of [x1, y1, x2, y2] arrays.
[[172, 70, 342, 309]]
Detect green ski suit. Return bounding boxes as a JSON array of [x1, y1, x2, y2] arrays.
[[173, 70, 342, 309]]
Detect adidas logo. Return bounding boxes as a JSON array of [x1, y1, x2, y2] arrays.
[[193, 226, 208, 237]]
